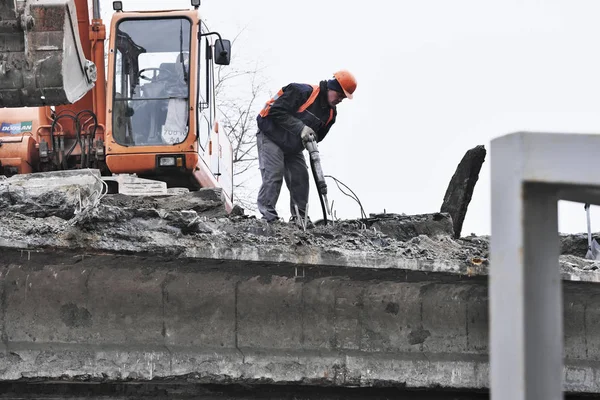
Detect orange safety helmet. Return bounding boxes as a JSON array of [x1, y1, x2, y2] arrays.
[[333, 70, 357, 99]]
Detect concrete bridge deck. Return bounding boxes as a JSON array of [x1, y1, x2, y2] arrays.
[[2, 174, 600, 397], [0, 246, 599, 397]]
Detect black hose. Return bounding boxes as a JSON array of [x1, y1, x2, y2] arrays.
[[50, 114, 78, 169], [309, 157, 328, 225], [325, 174, 367, 219], [50, 110, 98, 170], [64, 121, 81, 162], [76, 110, 98, 168]]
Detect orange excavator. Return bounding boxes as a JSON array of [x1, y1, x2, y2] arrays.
[[0, 0, 234, 210]]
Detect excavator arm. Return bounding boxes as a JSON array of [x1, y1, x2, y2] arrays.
[[0, 0, 96, 107]]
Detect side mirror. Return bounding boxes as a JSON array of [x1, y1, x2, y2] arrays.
[[214, 39, 231, 65]]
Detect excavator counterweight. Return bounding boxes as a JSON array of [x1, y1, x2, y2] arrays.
[[0, 0, 96, 107]]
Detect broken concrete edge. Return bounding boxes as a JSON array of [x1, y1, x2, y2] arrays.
[[1, 240, 600, 284], [0, 241, 482, 277], [0, 345, 495, 389], [0, 345, 595, 394], [440, 145, 487, 239]]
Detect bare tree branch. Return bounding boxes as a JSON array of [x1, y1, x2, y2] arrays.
[[214, 34, 270, 212]]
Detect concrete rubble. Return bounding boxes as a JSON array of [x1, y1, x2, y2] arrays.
[[0, 169, 598, 279], [440, 145, 486, 239], [2, 169, 600, 396]]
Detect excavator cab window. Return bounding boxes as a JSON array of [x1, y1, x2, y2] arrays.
[[112, 17, 192, 146]]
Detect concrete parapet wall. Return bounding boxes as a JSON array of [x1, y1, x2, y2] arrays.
[[0, 250, 599, 393]]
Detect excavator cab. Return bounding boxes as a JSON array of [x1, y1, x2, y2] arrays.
[[105, 8, 234, 206]]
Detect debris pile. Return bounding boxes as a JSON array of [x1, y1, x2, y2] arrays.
[[1, 168, 599, 280]]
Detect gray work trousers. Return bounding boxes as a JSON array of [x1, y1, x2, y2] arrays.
[[257, 131, 309, 222]]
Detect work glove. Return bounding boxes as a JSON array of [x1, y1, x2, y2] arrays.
[[300, 125, 316, 144]]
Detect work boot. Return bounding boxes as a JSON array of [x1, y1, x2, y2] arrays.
[[289, 215, 314, 229]]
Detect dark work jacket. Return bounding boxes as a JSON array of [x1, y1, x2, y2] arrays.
[[256, 80, 337, 154]]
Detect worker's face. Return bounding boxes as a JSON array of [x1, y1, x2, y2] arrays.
[[328, 89, 346, 107]]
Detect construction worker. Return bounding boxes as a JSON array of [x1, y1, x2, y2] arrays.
[[256, 70, 357, 223]]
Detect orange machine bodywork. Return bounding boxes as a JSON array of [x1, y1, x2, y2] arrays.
[[0, 135, 39, 175], [104, 9, 232, 206], [0, 108, 47, 175], [0, 1, 233, 211]]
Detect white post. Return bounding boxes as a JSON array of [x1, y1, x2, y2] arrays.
[[490, 133, 563, 400]]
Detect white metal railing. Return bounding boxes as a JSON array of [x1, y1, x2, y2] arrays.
[[490, 131, 600, 400]]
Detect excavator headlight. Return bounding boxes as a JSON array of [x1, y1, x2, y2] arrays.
[[191, 0, 201, 8], [157, 155, 185, 168], [158, 157, 176, 167], [113, 1, 123, 11]]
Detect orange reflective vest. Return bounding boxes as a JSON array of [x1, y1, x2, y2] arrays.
[[259, 85, 334, 126]]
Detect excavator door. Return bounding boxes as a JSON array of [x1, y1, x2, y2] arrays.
[[0, 0, 96, 108]]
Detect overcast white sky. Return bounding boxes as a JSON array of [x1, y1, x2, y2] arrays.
[[100, 0, 600, 236]]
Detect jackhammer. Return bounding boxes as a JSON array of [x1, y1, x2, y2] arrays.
[[304, 139, 331, 225]]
